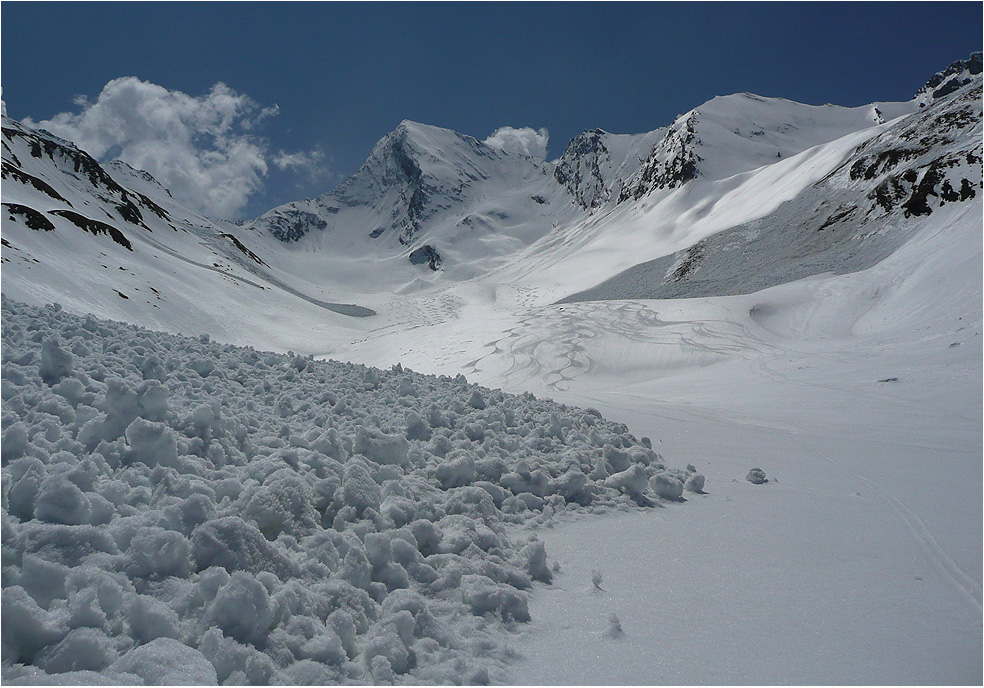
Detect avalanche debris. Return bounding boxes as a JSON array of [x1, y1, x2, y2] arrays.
[[0, 298, 690, 685]]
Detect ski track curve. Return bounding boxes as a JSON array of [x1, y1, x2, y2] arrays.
[[811, 447, 983, 612]]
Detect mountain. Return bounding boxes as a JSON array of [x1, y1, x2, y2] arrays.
[[618, 92, 917, 201], [1, 114, 377, 351], [249, 120, 584, 282], [563, 65, 981, 302], [553, 128, 664, 208], [1, 54, 980, 347]]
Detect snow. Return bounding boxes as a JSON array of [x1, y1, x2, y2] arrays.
[[2, 57, 981, 685], [0, 298, 690, 685]]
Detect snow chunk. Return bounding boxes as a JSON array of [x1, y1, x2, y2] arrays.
[[206, 572, 274, 646], [36, 628, 116, 674], [1, 586, 65, 663], [649, 472, 685, 500], [460, 574, 531, 622], [746, 467, 768, 484], [35, 475, 92, 525], [685, 473, 706, 493], [341, 463, 382, 515], [112, 638, 217, 685], [126, 526, 192, 580], [124, 418, 178, 468], [39, 337, 73, 385], [605, 464, 650, 502], [467, 390, 487, 410], [353, 426, 409, 465]]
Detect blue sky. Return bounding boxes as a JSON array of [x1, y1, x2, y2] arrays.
[[2, 2, 981, 219]]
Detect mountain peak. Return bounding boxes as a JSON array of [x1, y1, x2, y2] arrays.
[[916, 52, 983, 105]]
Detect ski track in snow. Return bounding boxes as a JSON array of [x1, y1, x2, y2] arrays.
[[810, 447, 983, 612]]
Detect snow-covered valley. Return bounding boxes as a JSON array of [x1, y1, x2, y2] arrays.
[[2, 53, 981, 684]]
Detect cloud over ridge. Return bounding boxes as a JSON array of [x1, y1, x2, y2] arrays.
[[484, 126, 549, 159], [25, 77, 318, 220]]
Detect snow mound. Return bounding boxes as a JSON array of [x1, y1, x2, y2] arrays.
[[0, 298, 692, 684]]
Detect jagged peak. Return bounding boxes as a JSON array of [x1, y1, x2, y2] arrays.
[[916, 52, 983, 105]]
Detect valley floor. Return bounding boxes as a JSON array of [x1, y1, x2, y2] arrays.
[[328, 211, 983, 683], [508, 358, 982, 684]]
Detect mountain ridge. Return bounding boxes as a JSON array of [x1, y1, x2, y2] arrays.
[[1, 53, 980, 349]]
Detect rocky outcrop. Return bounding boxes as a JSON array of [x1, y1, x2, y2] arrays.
[[620, 113, 701, 201], [408, 244, 442, 270]]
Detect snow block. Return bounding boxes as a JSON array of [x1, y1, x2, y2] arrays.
[[746, 467, 768, 484], [353, 426, 410, 466], [112, 638, 217, 685], [649, 472, 685, 500], [460, 574, 531, 622]]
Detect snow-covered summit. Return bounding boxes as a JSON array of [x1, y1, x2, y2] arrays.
[[620, 91, 919, 200], [252, 119, 550, 247]]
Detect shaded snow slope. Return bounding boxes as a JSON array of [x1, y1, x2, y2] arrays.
[[0, 298, 701, 685]]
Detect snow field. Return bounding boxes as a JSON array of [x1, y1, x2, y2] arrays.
[[0, 297, 699, 685]]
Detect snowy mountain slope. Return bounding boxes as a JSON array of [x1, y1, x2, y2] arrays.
[[3, 59, 957, 323], [1, 116, 377, 352], [248, 94, 919, 292], [619, 92, 917, 200], [561, 75, 982, 302], [1, 53, 981, 686]]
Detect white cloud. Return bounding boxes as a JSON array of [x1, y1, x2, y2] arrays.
[[24, 78, 321, 220], [483, 126, 549, 159], [272, 148, 325, 172]]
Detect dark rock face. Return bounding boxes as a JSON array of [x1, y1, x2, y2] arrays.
[[554, 129, 612, 209], [48, 210, 132, 250], [4, 203, 55, 231], [621, 113, 701, 201], [849, 80, 981, 219], [916, 52, 983, 103], [408, 244, 442, 270], [263, 209, 328, 243]]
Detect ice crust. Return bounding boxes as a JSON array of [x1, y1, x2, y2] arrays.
[[0, 298, 694, 685]]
